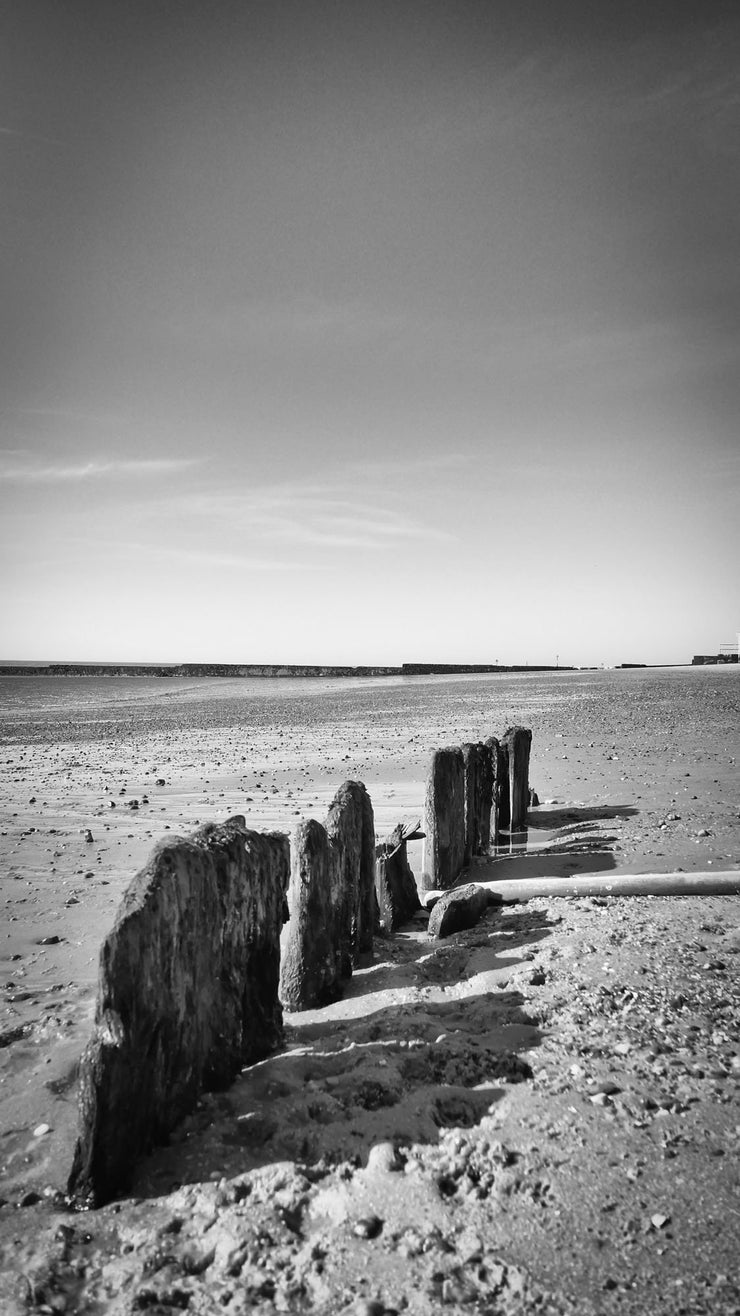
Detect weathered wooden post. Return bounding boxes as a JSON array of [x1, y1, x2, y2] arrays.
[[421, 747, 465, 891], [282, 780, 376, 1011], [485, 735, 507, 842], [325, 779, 376, 968], [375, 819, 423, 931], [279, 819, 339, 1010], [68, 818, 290, 1207], [503, 725, 532, 832], [462, 742, 494, 862]]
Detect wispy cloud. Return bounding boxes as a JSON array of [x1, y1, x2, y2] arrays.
[[146, 464, 459, 555], [169, 295, 413, 353], [57, 538, 311, 574], [6, 406, 125, 426], [340, 451, 470, 482], [2, 462, 460, 570], [409, 22, 740, 160], [178, 490, 454, 551], [0, 125, 66, 148], [0, 456, 205, 484]]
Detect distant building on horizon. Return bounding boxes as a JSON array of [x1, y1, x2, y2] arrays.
[[692, 633, 739, 665]]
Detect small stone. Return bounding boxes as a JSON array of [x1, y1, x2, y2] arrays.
[[365, 1142, 399, 1175], [651, 1212, 670, 1230], [457, 1228, 483, 1262], [442, 1276, 478, 1305], [85, 830, 94, 843], [20, 1191, 42, 1207], [427, 883, 493, 939], [37, 936, 61, 946], [33, 1123, 51, 1137], [353, 1215, 383, 1239]]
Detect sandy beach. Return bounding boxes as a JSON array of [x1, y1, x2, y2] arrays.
[[1, 666, 739, 1313]]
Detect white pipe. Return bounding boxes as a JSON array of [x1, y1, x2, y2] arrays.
[[475, 869, 740, 902]]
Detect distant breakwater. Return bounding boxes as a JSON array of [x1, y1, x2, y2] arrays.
[[1, 661, 570, 678]]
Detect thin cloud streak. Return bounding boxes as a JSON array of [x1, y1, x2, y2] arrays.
[[7, 407, 126, 426], [0, 456, 205, 484], [169, 295, 417, 352], [80, 539, 312, 574], [170, 284, 737, 390], [0, 125, 67, 147], [164, 477, 457, 552], [412, 26, 740, 157]]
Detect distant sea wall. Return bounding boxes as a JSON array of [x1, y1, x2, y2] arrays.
[[1, 661, 570, 678]]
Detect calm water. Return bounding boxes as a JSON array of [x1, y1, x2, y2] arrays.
[[1, 667, 738, 749]]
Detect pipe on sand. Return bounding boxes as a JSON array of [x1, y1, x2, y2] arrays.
[[423, 870, 740, 907], [478, 869, 740, 903]]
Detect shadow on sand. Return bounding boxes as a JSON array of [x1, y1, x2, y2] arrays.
[[473, 848, 618, 883], [335, 906, 554, 1005], [471, 802, 641, 884], [129, 906, 551, 1201], [527, 804, 639, 829]]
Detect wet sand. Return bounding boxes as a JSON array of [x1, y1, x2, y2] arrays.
[[1, 666, 739, 1313]]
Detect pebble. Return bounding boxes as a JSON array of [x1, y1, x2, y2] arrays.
[[353, 1215, 383, 1239], [457, 1227, 483, 1262], [33, 1123, 51, 1137], [365, 1141, 399, 1175]]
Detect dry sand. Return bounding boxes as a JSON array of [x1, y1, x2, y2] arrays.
[[1, 666, 739, 1313]]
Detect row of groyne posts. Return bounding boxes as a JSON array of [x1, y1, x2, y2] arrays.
[[68, 727, 532, 1207]]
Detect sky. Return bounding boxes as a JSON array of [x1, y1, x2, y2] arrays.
[[1, 0, 738, 667]]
